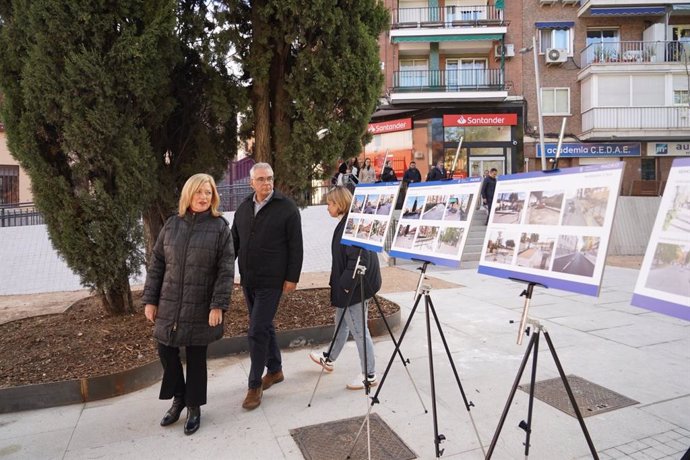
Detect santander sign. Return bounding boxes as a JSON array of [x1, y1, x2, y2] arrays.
[[443, 113, 517, 127]]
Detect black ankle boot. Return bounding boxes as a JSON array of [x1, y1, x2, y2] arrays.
[[160, 396, 185, 426], [184, 406, 201, 435]]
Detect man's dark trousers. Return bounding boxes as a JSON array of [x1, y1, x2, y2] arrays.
[[243, 286, 283, 389]]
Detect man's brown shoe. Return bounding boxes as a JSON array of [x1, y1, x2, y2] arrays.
[[262, 370, 284, 390], [242, 387, 263, 410]]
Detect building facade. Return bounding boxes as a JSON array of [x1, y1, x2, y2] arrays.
[[0, 124, 33, 204], [370, 0, 690, 193]]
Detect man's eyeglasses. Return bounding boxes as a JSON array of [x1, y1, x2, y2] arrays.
[[253, 176, 274, 183]]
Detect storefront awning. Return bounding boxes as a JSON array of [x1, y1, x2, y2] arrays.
[[392, 34, 502, 43], [535, 21, 574, 29], [590, 7, 666, 16]]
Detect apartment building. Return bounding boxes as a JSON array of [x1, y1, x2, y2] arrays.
[[370, 0, 690, 194], [0, 124, 33, 205]]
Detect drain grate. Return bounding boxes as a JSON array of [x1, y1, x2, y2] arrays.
[[519, 374, 638, 418], [290, 413, 417, 460]]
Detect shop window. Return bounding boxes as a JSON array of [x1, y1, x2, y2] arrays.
[[641, 158, 656, 181], [541, 88, 570, 115], [0, 165, 19, 204]]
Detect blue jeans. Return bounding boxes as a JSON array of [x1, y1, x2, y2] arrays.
[[242, 286, 283, 389], [328, 300, 375, 376]]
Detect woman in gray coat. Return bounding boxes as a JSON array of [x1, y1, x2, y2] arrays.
[[143, 173, 234, 435]]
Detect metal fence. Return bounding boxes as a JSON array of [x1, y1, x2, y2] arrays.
[[0, 184, 333, 227], [0, 202, 44, 227]]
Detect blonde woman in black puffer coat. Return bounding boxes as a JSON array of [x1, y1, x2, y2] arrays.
[[143, 173, 234, 436]]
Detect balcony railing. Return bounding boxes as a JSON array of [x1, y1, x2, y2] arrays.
[[581, 40, 690, 67], [392, 5, 505, 28], [392, 69, 505, 92], [582, 106, 690, 132]]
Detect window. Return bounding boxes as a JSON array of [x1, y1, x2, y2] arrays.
[[586, 28, 620, 62], [399, 59, 428, 87], [674, 90, 689, 105], [641, 158, 656, 181], [0, 165, 19, 205], [446, 58, 487, 87], [541, 88, 570, 115], [539, 28, 572, 55]]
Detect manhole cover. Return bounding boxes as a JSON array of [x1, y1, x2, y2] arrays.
[[519, 375, 638, 418], [290, 413, 417, 460]]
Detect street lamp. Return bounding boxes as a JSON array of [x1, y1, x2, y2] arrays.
[[520, 36, 547, 171]]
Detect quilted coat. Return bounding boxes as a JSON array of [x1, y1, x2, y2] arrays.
[[142, 210, 234, 347]]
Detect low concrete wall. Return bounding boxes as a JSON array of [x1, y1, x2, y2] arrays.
[[609, 196, 661, 256]]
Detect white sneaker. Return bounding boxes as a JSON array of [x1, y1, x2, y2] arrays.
[[346, 374, 378, 390], [308, 351, 334, 372]]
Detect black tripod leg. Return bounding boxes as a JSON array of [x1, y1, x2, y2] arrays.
[[521, 330, 540, 457], [372, 295, 428, 413], [486, 332, 538, 459], [427, 295, 473, 409], [370, 292, 424, 403], [543, 331, 599, 459], [425, 294, 445, 458]]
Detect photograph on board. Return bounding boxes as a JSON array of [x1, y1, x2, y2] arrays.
[[421, 195, 448, 221], [443, 194, 473, 222], [526, 190, 565, 225], [402, 195, 426, 219], [516, 232, 557, 270], [435, 226, 465, 256], [484, 230, 518, 265], [492, 191, 526, 224], [362, 195, 379, 214], [376, 194, 396, 216], [413, 225, 439, 251], [561, 187, 610, 227], [644, 242, 690, 297], [552, 235, 600, 277], [393, 224, 418, 249], [350, 194, 365, 214], [663, 185, 690, 233]]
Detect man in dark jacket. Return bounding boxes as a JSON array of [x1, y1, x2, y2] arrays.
[[231, 162, 304, 410], [426, 160, 447, 181], [481, 168, 498, 225], [402, 161, 422, 184], [380, 160, 397, 182]]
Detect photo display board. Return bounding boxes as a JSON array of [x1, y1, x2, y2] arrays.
[[478, 162, 624, 296], [632, 157, 690, 321], [389, 178, 482, 267], [341, 182, 401, 252]]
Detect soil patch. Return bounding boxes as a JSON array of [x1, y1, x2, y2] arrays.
[[0, 287, 398, 389]]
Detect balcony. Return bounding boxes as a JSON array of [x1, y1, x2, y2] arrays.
[[580, 41, 690, 68], [390, 5, 507, 43], [581, 106, 690, 140], [390, 69, 507, 103]]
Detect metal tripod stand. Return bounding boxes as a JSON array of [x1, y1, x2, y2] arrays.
[[486, 280, 599, 459], [348, 261, 485, 459]]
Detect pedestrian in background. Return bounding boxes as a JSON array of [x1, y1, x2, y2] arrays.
[[426, 159, 447, 181], [402, 161, 422, 184], [232, 162, 304, 410], [481, 168, 498, 225], [359, 158, 376, 184], [143, 173, 234, 436]]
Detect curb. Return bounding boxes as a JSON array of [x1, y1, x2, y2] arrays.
[[0, 309, 400, 414]]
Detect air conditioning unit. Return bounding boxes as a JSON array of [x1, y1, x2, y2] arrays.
[[539, 0, 558, 4], [545, 48, 568, 64], [494, 44, 515, 59], [561, 0, 579, 4]]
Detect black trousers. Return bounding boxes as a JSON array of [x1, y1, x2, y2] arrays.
[[157, 343, 208, 407], [242, 286, 283, 389]]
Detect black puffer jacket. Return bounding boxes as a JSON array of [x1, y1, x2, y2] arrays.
[[142, 210, 234, 347], [330, 215, 382, 308]]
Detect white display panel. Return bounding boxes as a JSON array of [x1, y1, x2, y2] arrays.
[[389, 178, 482, 267], [341, 182, 401, 253], [632, 157, 690, 321], [478, 163, 624, 296]]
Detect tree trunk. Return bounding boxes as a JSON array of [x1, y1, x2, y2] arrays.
[[99, 270, 135, 315], [250, 0, 272, 164], [142, 201, 168, 265], [271, 41, 291, 189]]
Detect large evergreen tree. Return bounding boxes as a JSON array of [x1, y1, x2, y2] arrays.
[[225, 0, 388, 199], [0, 1, 239, 314]]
